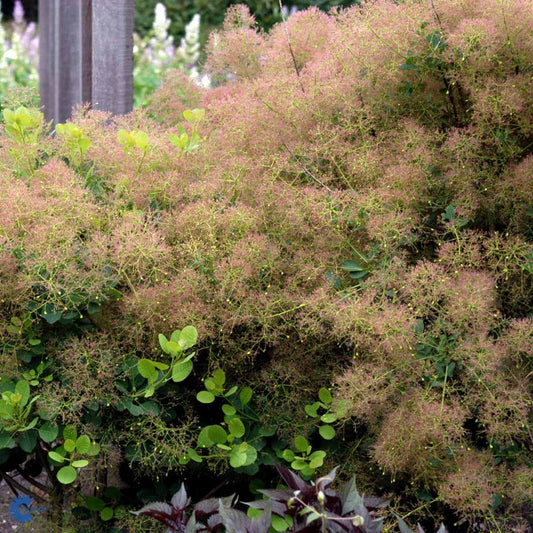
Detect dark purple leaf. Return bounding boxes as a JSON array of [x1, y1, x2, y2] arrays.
[[275, 464, 309, 492], [171, 484, 189, 511]]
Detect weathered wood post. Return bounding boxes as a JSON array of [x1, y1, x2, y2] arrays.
[[39, 0, 134, 124]]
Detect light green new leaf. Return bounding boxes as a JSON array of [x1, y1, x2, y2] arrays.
[[71, 459, 89, 468], [15, 380, 30, 406], [213, 369, 225, 387], [294, 436, 309, 452], [206, 425, 227, 444], [197, 391, 215, 404], [64, 439, 76, 453], [320, 413, 337, 424], [75, 435, 91, 454], [172, 359, 193, 382], [222, 404, 236, 416], [228, 417, 245, 438], [63, 424, 77, 441], [179, 326, 198, 349], [319, 425, 336, 440], [57, 465, 77, 484], [158, 333, 168, 352], [87, 441, 101, 456], [318, 388, 333, 405], [48, 450, 66, 464], [138, 359, 157, 379], [239, 387, 253, 405], [166, 341, 182, 354], [187, 448, 203, 463]]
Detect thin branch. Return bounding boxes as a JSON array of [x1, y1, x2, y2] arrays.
[[1, 472, 47, 504], [1, 472, 19, 497], [278, 132, 333, 192], [278, 0, 305, 93], [15, 466, 52, 494]]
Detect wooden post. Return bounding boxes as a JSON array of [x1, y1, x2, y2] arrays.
[[39, 0, 133, 124]]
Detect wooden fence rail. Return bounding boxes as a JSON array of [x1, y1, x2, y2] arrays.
[[39, 0, 134, 124]]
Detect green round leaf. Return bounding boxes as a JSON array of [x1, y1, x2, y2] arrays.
[[228, 417, 245, 438], [229, 447, 246, 468], [291, 459, 308, 471], [71, 459, 89, 468], [100, 507, 114, 521], [204, 378, 217, 391], [158, 333, 168, 352], [85, 496, 105, 511], [243, 443, 258, 466], [63, 424, 77, 441], [281, 449, 295, 461], [64, 439, 76, 453], [206, 425, 227, 444], [222, 404, 237, 416], [172, 359, 193, 382], [197, 391, 215, 404], [179, 326, 198, 349], [225, 385, 238, 397], [229, 442, 257, 468], [271, 514, 290, 532], [75, 435, 91, 454], [308, 451, 326, 469], [239, 387, 253, 405], [318, 425, 336, 440], [39, 422, 59, 443], [301, 465, 315, 478], [320, 413, 337, 424], [166, 341, 182, 354], [87, 441, 101, 456], [57, 465, 77, 484], [48, 450, 66, 464], [304, 403, 319, 418], [18, 430, 37, 453], [198, 427, 213, 447], [213, 369, 226, 386], [247, 508, 263, 519], [294, 436, 309, 452], [137, 359, 156, 379], [318, 388, 333, 405], [187, 448, 203, 463]]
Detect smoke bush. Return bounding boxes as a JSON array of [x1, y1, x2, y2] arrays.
[[0, 1, 532, 531]]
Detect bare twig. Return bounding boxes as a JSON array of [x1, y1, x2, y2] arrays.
[[278, 0, 305, 93], [278, 132, 332, 192], [15, 466, 51, 494], [1, 472, 47, 504]]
